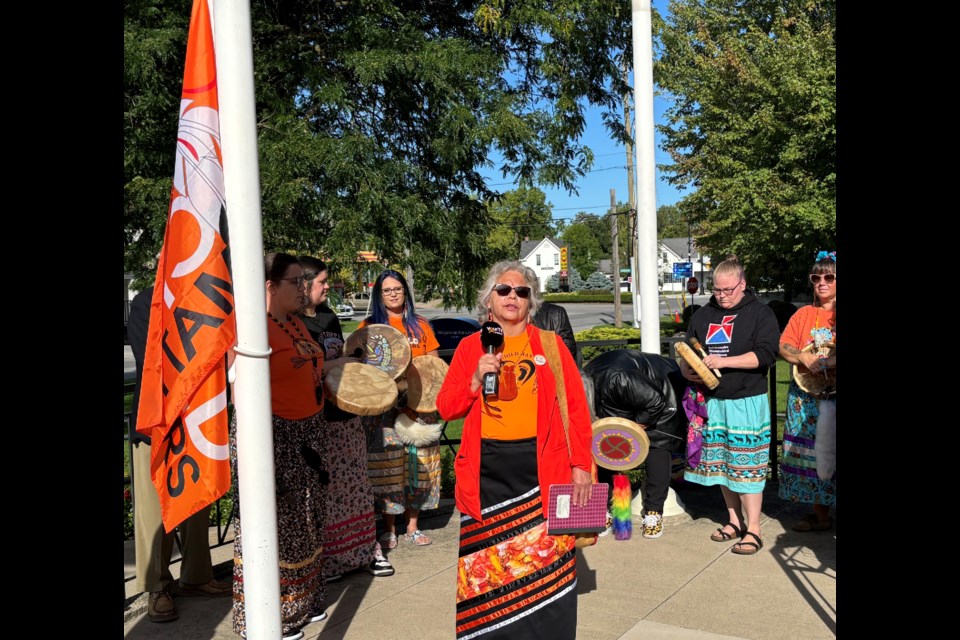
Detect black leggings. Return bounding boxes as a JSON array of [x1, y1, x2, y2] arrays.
[[597, 447, 672, 513]]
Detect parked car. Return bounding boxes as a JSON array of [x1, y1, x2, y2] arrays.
[[327, 291, 354, 320], [348, 291, 371, 313]]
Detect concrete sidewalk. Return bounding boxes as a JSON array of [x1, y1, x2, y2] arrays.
[[123, 484, 835, 639]]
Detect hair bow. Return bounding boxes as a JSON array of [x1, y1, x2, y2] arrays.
[[816, 250, 836, 262]]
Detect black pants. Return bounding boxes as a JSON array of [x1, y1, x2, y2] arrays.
[[597, 447, 672, 513]]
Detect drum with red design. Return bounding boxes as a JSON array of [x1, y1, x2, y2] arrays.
[[590, 417, 650, 471]]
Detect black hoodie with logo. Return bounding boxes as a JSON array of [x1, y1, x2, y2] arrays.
[[687, 291, 780, 400]]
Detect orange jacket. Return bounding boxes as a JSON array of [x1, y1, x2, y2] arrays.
[[437, 325, 593, 522]]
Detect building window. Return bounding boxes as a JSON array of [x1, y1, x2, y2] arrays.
[[536, 254, 541, 265], [554, 254, 559, 265]]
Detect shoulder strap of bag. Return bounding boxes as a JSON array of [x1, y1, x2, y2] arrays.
[[539, 329, 571, 457], [540, 329, 600, 549]]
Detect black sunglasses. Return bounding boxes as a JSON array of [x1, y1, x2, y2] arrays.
[[492, 284, 532, 298]]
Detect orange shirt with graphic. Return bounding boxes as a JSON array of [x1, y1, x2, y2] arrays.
[[268, 315, 324, 420], [480, 333, 538, 440], [781, 305, 836, 350], [359, 315, 440, 357]]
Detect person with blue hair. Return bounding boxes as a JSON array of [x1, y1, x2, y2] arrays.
[[359, 270, 441, 548]]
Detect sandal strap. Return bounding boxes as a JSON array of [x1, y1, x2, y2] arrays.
[[740, 531, 763, 548], [714, 522, 742, 539]]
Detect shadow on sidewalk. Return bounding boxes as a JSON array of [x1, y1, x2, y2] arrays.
[[673, 479, 837, 636]]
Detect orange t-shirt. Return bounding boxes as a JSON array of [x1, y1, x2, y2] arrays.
[[359, 315, 440, 357], [480, 333, 539, 440], [268, 314, 324, 419], [780, 305, 836, 351]]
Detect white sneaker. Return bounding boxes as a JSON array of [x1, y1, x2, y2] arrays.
[[305, 609, 328, 623], [641, 511, 664, 539]]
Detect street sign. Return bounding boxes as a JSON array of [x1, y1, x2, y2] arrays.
[[560, 269, 568, 277], [673, 262, 693, 278], [560, 247, 568, 270], [687, 276, 699, 295]]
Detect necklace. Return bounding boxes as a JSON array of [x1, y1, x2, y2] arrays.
[[269, 312, 324, 404], [268, 312, 307, 341]]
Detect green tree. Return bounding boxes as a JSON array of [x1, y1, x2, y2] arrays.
[[655, 0, 836, 294], [584, 271, 613, 291], [125, 0, 633, 308], [657, 204, 687, 238], [487, 187, 556, 262], [561, 222, 604, 276]]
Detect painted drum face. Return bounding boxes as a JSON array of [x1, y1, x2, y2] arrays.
[[344, 323, 412, 381], [590, 417, 650, 471]]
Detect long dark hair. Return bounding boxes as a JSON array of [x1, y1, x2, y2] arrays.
[[367, 269, 425, 343], [297, 256, 328, 314], [264, 252, 299, 283]]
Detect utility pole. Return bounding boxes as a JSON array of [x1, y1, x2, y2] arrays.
[[611, 189, 622, 328], [687, 223, 694, 308], [623, 57, 639, 329], [404, 246, 415, 300]]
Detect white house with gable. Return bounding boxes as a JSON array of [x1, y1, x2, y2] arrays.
[[519, 237, 564, 292], [659, 237, 711, 293]]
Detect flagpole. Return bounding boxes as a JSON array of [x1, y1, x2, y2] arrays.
[[211, 1, 282, 638], [632, 0, 660, 354]]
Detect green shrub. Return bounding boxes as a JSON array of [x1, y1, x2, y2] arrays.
[[583, 272, 613, 290], [543, 292, 634, 304], [124, 487, 134, 540], [209, 494, 234, 528], [575, 326, 642, 362], [440, 448, 456, 498]]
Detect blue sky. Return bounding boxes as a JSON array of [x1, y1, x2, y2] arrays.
[[479, 0, 686, 224]]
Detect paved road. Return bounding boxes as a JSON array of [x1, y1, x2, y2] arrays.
[[413, 297, 681, 333]]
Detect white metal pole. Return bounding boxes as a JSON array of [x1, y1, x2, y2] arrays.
[[632, 0, 660, 353], [211, 1, 282, 638]]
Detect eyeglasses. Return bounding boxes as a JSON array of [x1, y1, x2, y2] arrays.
[[492, 284, 532, 298], [278, 276, 305, 287], [809, 273, 836, 284], [381, 286, 405, 296], [711, 279, 743, 296]]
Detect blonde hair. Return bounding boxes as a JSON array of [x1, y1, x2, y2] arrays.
[[713, 254, 745, 282]]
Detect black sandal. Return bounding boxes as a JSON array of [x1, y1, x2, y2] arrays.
[[710, 522, 744, 542], [731, 531, 763, 555]]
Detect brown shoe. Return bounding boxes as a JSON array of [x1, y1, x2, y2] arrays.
[[792, 513, 832, 532], [178, 578, 232, 598], [148, 588, 179, 622]]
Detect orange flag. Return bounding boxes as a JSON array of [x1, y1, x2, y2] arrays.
[[137, 0, 235, 533]]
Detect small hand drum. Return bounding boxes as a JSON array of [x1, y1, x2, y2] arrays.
[[344, 323, 411, 381], [792, 342, 836, 398], [323, 361, 398, 416], [675, 342, 720, 390], [404, 355, 449, 412], [591, 417, 650, 471]]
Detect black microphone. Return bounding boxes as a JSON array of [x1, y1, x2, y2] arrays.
[[479, 321, 504, 398]]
